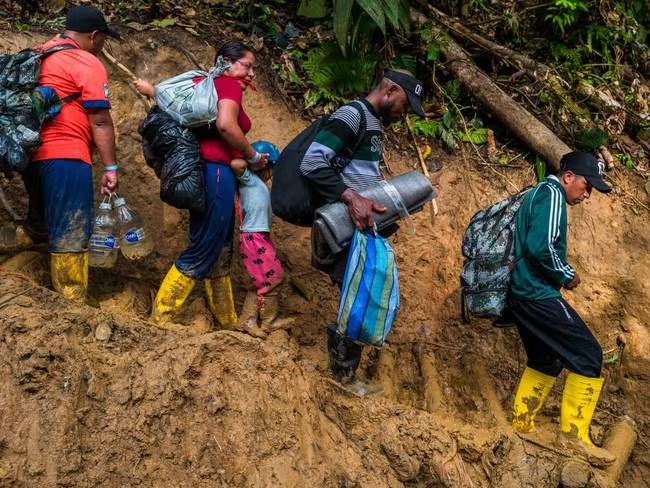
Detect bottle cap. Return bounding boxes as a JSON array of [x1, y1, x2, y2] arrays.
[[114, 197, 126, 206], [99, 202, 112, 210]]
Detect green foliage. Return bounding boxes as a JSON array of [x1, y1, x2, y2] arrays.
[[411, 114, 488, 151], [301, 40, 377, 109], [332, 0, 411, 55], [298, 0, 328, 18], [545, 0, 588, 34], [576, 128, 609, 151], [616, 152, 635, 169]]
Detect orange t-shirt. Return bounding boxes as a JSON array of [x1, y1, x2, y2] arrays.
[[31, 36, 112, 165], [198, 75, 251, 163]]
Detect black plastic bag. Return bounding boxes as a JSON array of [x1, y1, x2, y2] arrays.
[[138, 106, 205, 213]]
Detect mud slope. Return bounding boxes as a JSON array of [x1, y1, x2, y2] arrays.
[[0, 30, 648, 487]]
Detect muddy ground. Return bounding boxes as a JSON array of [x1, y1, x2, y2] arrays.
[[0, 30, 648, 487]]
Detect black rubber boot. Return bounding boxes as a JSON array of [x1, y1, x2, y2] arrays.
[[327, 324, 362, 380]]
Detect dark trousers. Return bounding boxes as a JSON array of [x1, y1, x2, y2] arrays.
[[508, 296, 602, 378], [23, 159, 93, 252], [176, 161, 235, 280]]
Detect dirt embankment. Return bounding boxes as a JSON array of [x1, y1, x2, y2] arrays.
[[0, 30, 648, 487]]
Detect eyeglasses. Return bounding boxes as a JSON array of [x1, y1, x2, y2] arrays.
[[235, 59, 255, 72]]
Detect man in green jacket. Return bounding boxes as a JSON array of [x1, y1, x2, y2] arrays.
[[508, 151, 614, 466]]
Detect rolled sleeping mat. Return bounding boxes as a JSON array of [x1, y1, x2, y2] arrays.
[[312, 171, 437, 255]]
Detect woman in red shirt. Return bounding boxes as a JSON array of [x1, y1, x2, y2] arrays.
[[138, 40, 269, 326]]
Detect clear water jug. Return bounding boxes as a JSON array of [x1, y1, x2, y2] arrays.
[[89, 200, 119, 268], [113, 196, 154, 260]]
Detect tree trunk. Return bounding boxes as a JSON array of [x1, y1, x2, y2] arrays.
[[413, 9, 572, 170], [426, 5, 592, 128]]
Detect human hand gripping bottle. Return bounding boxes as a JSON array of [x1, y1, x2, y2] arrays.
[[89, 197, 119, 268], [112, 194, 154, 260]]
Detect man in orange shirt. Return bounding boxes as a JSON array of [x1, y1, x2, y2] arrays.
[[3, 5, 120, 301]]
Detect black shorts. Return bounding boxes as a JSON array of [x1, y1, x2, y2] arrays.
[[507, 296, 602, 378]]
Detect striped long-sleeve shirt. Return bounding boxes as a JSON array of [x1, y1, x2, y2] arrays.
[[300, 99, 383, 204], [510, 175, 576, 300]]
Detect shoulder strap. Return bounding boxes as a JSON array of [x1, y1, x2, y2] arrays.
[[40, 43, 79, 56], [38, 44, 83, 108], [347, 100, 367, 155]]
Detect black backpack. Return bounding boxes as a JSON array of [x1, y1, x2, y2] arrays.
[[271, 101, 366, 227], [0, 44, 80, 174]]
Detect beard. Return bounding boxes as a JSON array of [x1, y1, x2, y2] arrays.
[[378, 100, 397, 125]]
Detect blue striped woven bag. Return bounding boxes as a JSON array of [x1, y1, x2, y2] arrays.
[[336, 229, 399, 347]]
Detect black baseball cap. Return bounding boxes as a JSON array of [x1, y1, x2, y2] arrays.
[[66, 5, 121, 39], [560, 151, 612, 193], [384, 70, 425, 116]]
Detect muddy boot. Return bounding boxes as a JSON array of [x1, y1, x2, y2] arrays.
[[0, 224, 34, 253], [50, 252, 88, 303], [259, 292, 294, 332], [326, 325, 381, 397], [559, 373, 616, 467], [512, 367, 557, 433], [152, 264, 197, 324], [205, 276, 238, 329], [237, 291, 267, 339]]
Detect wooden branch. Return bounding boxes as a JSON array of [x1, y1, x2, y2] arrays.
[[101, 48, 152, 109], [406, 116, 439, 217]]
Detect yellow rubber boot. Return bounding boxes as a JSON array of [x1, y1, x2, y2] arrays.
[[50, 252, 88, 302], [560, 373, 615, 467], [511, 367, 556, 433], [205, 276, 238, 329], [237, 291, 266, 339], [152, 264, 197, 324], [0, 224, 35, 253]]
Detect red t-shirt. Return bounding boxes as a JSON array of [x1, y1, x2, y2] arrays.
[[31, 36, 112, 165], [198, 75, 251, 162]]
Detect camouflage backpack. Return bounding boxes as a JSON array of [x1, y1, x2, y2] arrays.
[[0, 44, 79, 174], [460, 188, 531, 321]]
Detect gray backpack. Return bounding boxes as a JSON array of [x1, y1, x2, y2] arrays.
[[460, 188, 531, 321]]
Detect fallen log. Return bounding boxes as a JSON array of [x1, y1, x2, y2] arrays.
[[426, 5, 592, 126], [426, 5, 550, 80], [413, 12, 571, 170]]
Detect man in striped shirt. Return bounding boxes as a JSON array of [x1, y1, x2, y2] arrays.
[[508, 151, 615, 466], [301, 69, 425, 396]]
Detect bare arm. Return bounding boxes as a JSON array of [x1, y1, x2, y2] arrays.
[[216, 99, 268, 166], [133, 78, 155, 98], [87, 107, 118, 194]]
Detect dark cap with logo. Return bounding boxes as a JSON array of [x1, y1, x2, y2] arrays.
[[560, 151, 612, 193], [66, 5, 121, 39], [384, 70, 425, 116]]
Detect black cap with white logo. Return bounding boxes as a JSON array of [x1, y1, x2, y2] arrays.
[[66, 5, 121, 39], [384, 70, 425, 116], [560, 151, 612, 193]]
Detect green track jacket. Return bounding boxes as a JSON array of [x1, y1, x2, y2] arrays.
[[510, 175, 576, 300]]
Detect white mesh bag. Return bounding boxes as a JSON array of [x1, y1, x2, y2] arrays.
[[154, 58, 230, 128]]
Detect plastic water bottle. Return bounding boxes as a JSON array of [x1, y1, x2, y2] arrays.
[[113, 196, 154, 260], [89, 200, 119, 268]]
